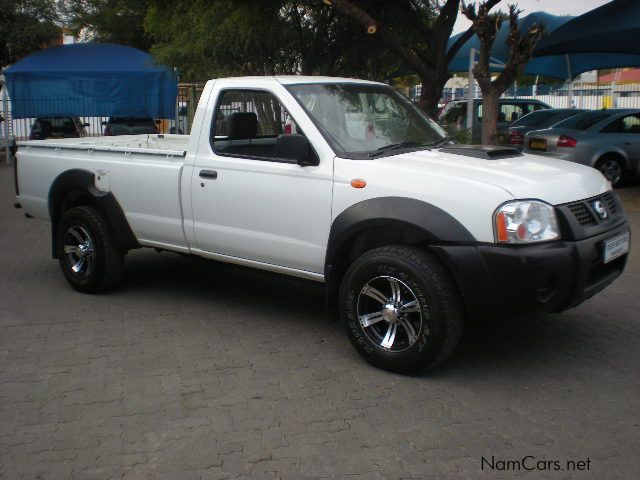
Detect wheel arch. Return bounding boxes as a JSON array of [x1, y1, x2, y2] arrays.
[[48, 169, 140, 258], [593, 149, 628, 169], [324, 197, 475, 316]]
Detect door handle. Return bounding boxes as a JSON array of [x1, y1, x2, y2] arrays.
[[199, 170, 218, 180]]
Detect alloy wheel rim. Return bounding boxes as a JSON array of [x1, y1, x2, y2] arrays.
[[601, 160, 622, 184], [63, 226, 94, 277], [356, 275, 425, 352]]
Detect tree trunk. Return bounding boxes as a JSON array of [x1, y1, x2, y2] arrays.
[[417, 75, 447, 119], [480, 90, 500, 145]]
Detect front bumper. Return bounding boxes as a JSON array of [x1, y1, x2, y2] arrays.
[[430, 219, 629, 316]]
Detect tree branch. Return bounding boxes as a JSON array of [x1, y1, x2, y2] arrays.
[[446, 0, 501, 63], [323, 0, 432, 78], [494, 4, 544, 91], [461, 1, 545, 143]]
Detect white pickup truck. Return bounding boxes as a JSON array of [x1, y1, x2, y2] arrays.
[[14, 76, 630, 373]]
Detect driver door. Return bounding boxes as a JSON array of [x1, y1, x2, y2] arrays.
[[190, 88, 333, 275]]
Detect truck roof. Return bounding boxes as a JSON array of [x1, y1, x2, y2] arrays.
[[211, 75, 385, 86]]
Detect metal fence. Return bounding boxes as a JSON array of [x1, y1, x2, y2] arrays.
[[4, 80, 640, 146], [0, 83, 206, 144], [411, 82, 640, 110]]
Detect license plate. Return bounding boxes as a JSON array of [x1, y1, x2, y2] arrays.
[[603, 232, 630, 263], [529, 139, 547, 151]]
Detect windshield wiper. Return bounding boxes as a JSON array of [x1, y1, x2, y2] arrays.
[[368, 141, 425, 158]]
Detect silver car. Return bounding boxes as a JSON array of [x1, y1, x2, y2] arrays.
[[524, 109, 640, 187], [505, 108, 586, 150]]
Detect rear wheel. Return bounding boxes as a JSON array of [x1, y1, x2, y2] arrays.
[[56, 206, 125, 293], [340, 245, 464, 373], [596, 155, 624, 187]]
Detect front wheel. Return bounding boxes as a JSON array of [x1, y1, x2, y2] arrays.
[[340, 245, 464, 374], [56, 206, 125, 293], [596, 155, 624, 187]]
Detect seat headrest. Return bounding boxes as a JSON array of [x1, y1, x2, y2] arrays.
[[225, 112, 258, 140]]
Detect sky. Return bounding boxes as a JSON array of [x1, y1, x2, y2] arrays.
[[452, 0, 613, 34]]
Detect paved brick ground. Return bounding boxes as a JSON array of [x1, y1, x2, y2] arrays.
[[1, 161, 639, 479]]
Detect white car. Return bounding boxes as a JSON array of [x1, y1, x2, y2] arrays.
[[14, 76, 630, 373]]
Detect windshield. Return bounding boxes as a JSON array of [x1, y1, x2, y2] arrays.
[[286, 83, 447, 158], [511, 110, 557, 127], [512, 109, 585, 128], [554, 111, 611, 131]]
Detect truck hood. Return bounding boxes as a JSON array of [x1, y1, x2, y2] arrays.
[[373, 148, 609, 205]]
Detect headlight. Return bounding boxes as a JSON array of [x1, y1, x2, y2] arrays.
[[494, 200, 560, 243]]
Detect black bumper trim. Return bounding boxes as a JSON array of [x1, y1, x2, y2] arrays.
[[430, 221, 630, 316]]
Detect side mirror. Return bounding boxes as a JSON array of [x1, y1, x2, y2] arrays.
[[275, 134, 318, 166], [83, 122, 90, 127], [101, 121, 107, 126]]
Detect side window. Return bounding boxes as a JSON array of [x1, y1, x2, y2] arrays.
[[441, 104, 465, 124], [500, 104, 524, 123], [624, 114, 640, 133], [528, 103, 545, 113], [477, 104, 524, 123], [211, 90, 301, 161], [601, 117, 624, 133], [600, 114, 640, 134]]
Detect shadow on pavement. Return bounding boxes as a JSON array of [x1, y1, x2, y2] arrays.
[[121, 250, 327, 324], [120, 249, 611, 378]]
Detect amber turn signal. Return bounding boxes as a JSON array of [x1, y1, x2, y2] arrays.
[[350, 179, 366, 189], [495, 211, 508, 242]]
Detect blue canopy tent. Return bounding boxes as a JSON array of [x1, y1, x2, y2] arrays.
[[534, 0, 640, 57], [444, 7, 640, 132], [448, 11, 640, 80], [3, 43, 177, 119], [447, 12, 569, 76]]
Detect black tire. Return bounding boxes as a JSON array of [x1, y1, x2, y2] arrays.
[[56, 206, 125, 293], [595, 155, 624, 187], [340, 245, 464, 374]]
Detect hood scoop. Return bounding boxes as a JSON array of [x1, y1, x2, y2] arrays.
[[439, 145, 523, 160]]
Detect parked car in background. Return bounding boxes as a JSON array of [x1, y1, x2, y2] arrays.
[[102, 117, 159, 136], [29, 117, 88, 140], [505, 108, 586, 150], [438, 98, 551, 143], [524, 109, 640, 187]]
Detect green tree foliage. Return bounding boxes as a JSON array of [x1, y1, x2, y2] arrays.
[[0, 0, 60, 66], [61, 0, 152, 51], [144, 0, 401, 81], [324, 0, 501, 115]]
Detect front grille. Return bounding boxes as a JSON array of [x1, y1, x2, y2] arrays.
[[560, 191, 625, 241], [603, 192, 617, 215], [565, 192, 622, 227], [568, 202, 596, 226]]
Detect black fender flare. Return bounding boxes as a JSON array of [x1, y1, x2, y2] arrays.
[[48, 169, 140, 258], [323, 197, 476, 316], [325, 196, 476, 274]]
